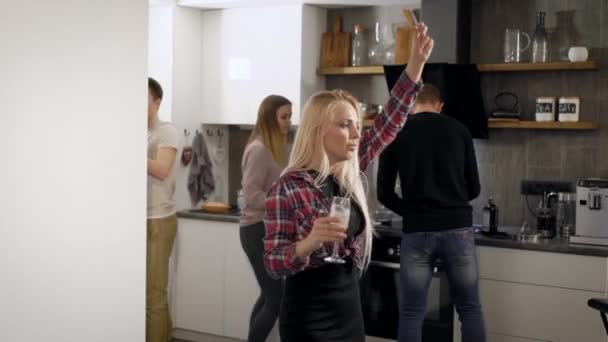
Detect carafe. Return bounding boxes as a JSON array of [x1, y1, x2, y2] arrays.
[[532, 11, 549, 63], [504, 28, 530, 63]]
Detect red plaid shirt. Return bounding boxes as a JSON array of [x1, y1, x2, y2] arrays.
[[263, 71, 421, 278]]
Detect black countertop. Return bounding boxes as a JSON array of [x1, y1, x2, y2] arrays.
[[177, 208, 240, 223], [176, 210, 608, 258], [374, 224, 608, 258]]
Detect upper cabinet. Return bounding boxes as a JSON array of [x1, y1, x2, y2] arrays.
[[200, 5, 325, 125]]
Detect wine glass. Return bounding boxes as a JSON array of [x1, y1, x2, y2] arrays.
[[324, 196, 350, 264]]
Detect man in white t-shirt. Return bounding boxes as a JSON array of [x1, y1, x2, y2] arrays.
[[147, 77, 178, 342]]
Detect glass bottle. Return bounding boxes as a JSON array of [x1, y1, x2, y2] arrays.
[[482, 197, 499, 234], [532, 11, 549, 63], [350, 24, 368, 66]]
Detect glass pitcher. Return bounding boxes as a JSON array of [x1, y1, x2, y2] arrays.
[[504, 28, 530, 63]]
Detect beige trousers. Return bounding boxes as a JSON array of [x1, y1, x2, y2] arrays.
[[146, 214, 177, 342]]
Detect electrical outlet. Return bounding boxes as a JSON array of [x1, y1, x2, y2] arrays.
[[520, 180, 573, 195]]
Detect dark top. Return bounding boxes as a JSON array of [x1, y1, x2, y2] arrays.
[[377, 111, 480, 233], [278, 172, 366, 342]]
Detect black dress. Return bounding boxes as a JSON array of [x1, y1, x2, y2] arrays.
[[279, 175, 366, 342]]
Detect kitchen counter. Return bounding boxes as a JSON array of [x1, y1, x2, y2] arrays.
[[177, 208, 240, 223], [177, 211, 608, 257], [375, 224, 608, 257]]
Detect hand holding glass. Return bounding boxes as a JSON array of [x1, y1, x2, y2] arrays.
[[324, 196, 350, 264]]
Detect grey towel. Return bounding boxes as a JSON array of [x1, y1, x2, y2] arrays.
[[188, 132, 215, 205]]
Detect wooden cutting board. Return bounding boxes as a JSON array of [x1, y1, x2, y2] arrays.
[[394, 9, 417, 64], [320, 16, 350, 68]]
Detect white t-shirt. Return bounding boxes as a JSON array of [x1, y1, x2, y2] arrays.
[[147, 120, 178, 219]]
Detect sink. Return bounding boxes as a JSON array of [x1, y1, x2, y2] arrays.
[[510, 233, 541, 243]]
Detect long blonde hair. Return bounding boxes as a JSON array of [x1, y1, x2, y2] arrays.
[[249, 95, 291, 166], [286, 89, 373, 271]]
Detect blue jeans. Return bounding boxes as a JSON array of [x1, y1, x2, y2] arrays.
[[399, 227, 486, 342]]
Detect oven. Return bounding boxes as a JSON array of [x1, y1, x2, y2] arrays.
[[360, 226, 454, 341]]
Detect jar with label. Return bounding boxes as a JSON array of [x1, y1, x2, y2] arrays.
[[558, 97, 580, 122], [535, 96, 556, 121]]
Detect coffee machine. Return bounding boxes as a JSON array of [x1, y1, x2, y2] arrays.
[[569, 178, 608, 246]]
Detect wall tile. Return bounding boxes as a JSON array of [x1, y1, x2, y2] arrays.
[[527, 132, 563, 167], [527, 167, 562, 179], [561, 146, 599, 181]]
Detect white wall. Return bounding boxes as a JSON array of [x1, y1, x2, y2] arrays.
[[149, 4, 174, 122], [0, 1, 147, 341], [171, 5, 206, 211]]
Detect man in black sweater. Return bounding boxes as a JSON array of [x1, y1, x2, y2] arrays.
[[377, 84, 486, 342]]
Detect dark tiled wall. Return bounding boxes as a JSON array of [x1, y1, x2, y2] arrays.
[[470, 0, 608, 225], [227, 126, 251, 206]]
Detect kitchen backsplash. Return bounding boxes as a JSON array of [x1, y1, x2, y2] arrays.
[[468, 0, 608, 225]]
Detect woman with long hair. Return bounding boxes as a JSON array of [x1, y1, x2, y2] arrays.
[[263, 24, 434, 342], [240, 94, 292, 342]]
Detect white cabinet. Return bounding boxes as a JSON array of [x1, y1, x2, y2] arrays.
[[454, 246, 608, 342], [173, 218, 227, 335], [480, 278, 604, 342], [174, 218, 269, 341], [200, 5, 325, 125], [223, 224, 259, 340]]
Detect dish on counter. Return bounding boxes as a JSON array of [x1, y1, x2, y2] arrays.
[[200, 201, 230, 213]]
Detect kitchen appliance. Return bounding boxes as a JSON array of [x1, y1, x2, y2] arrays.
[[570, 178, 608, 246], [360, 226, 453, 341], [384, 63, 488, 139], [536, 191, 558, 238]]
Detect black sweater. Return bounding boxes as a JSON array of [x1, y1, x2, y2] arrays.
[[377, 112, 480, 233]]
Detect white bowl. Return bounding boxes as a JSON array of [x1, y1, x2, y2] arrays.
[[568, 47, 589, 62]]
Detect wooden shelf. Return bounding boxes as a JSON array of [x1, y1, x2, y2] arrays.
[[477, 60, 599, 72], [318, 66, 384, 75], [318, 61, 598, 75], [488, 120, 599, 130]]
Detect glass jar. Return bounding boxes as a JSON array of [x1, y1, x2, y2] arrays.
[[555, 192, 576, 238], [368, 22, 391, 65], [531, 11, 548, 63], [350, 24, 368, 66], [553, 10, 580, 61]]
